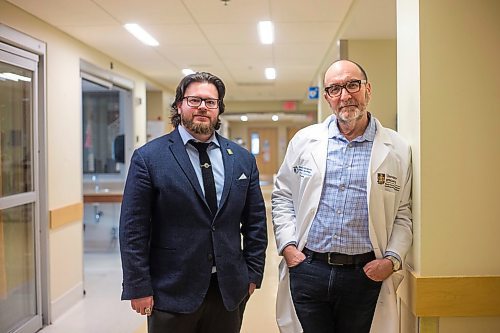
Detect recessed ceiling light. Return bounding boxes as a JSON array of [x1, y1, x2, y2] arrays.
[[265, 68, 276, 80], [124, 23, 159, 47], [258, 21, 274, 45], [240, 115, 249, 122], [272, 114, 279, 121]]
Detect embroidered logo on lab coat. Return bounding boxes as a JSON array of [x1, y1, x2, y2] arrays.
[[292, 165, 312, 178], [378, 173, 401, 191]]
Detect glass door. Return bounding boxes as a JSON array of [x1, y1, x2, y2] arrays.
[[0, 43, 42, 333]]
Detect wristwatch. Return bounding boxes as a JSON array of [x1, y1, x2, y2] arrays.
[[385, 255, 401, 272]]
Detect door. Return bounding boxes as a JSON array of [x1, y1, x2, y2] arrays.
[[248, 128, 278, 182], [287, 126, 302, 145], [0, 42, 43, 333]]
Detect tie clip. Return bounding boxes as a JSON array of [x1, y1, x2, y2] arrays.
[[201, 163, 211, 168]]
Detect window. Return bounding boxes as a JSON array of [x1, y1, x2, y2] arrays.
[[0, 37, 44, 333], [250, 132, 260, 155], [82, 78, 130, 175]]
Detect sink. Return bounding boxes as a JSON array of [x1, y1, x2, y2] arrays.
[[83, 180, 124, 195]]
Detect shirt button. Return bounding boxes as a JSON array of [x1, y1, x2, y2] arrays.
[[340, 185, 345, 191], [334, 234, 340, 239], [336, 209, 342, 215], [348, 143, 353, 148]]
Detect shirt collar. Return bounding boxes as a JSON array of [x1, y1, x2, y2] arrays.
[[328, 113, 376, 142], [178, 125, 220, 147]]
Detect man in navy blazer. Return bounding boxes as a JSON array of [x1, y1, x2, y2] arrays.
[[119, 72, 268, 333]]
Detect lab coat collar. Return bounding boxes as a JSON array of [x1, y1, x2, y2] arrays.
[[370, 118, 393, 174]]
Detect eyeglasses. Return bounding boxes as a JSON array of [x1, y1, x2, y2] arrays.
[[183, 96, 220, 109], [324, 80, 367, 97]]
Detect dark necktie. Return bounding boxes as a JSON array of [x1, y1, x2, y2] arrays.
[[189, 140, 218, 215]]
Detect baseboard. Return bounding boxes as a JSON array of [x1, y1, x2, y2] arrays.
[[50, 281, 84, 322]]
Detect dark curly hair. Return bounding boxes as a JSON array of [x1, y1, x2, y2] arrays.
[[170, 72, 226, 130]]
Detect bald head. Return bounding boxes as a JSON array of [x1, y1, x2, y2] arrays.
[[324, 60, 368, 87]]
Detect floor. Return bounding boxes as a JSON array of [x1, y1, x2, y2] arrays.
[[38, 185, 280, 333]]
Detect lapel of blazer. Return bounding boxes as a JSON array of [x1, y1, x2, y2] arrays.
[[217, 134, 234, 212], [167, 128, 206, 205]]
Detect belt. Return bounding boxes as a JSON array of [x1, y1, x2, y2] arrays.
[[303, 248, 375, 266]]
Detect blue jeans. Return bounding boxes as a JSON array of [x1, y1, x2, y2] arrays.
[[289, 252, 382, 333]]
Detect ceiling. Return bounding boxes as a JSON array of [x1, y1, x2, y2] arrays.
[[7, 0, 395, 104]]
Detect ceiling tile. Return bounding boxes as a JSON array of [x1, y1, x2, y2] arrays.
[[6, 0, 396, 102]]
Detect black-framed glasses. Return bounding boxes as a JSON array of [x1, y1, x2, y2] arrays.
[[183, 96, 220, 109], [324, 80, 367, 97]]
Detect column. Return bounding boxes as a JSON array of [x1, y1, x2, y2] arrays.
[[397, 0, 500, 332]]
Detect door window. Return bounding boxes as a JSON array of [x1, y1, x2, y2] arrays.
[[0, 47, 41, 333], [82, 79, 129, 175]]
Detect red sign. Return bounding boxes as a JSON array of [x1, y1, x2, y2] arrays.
[[282, 101, 297, 111]]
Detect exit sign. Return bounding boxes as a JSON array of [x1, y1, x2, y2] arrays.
[[282, 101, 297, 111]]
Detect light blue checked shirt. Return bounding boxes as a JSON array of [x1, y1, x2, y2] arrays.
[[306, 115, 376, 255]]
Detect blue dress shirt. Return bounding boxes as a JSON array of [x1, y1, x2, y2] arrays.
[[306, 116, 376, 255]]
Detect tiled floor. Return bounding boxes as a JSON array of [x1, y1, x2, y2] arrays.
[[37, 252, 144, 333], [38, 185, 280, 333]]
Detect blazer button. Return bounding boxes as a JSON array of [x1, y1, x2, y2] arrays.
[[208, 254, 213, 261], [211, 226, 216, 231]]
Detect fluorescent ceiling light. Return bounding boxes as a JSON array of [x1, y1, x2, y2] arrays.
[[182, 68, 196, 76], [265, 67, 276, 80], [124, 23, 159, 47], [258, 21, 274, 44], [0, 72, 31, 82]]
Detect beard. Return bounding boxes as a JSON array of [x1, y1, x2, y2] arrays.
[[335, 94, 368, 123], [181, 112, 217, 135], [336, 105, 363, 123]]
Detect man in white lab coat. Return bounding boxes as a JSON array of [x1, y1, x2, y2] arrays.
[[272, 60, 412, 333]]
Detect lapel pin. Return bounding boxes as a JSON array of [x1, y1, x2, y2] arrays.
[[227, 148, 233, 155]]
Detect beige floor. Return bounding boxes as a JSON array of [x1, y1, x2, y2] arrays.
[[39, 185, 280, 333], [241, 185, 280, 333]]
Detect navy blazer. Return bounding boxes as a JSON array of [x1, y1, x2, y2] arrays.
[[119, 128, 267, 313]]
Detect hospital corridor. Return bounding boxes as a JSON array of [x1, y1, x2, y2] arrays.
[[1, 1, 499, 333], [36, 185, 280, 333]]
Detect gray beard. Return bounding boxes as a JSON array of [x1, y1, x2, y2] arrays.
[[337, 107, 363, 123]]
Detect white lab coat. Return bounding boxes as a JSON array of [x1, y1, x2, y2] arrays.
[[272, 115, 412, 333]]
